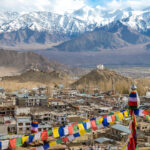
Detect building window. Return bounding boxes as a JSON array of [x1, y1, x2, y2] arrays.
[[26, 128, 30, 131], [26, 123, 30, 126], [19, 128, 23, 132], [18, 123, 23, 126]]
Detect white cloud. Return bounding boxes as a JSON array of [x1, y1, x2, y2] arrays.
[[1, 0, 150, 13], [50, 0, 85, 14], [0, 0, 86, 14], [105, 0, 150, 10]]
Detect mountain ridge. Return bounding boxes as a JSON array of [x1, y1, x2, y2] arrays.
[[53, 22, 150, 52], [1, 7, 150, 48]]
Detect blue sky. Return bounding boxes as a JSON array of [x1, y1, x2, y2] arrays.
[[0, 0, 150, 13], [87, 0, 112, 7]]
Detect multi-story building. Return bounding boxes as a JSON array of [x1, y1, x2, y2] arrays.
[[50, 111, 67, 125], [16, 95, 47, 107], [0, 106, 15, 116], [16, 116, 31, 135]]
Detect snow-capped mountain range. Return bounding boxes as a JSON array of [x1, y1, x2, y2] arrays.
[[1, 6, 150, 49], [0, 6, 150, 34]]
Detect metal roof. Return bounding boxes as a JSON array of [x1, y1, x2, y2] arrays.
[[111, 124, 131, 134], [95, 137, 113, 143]]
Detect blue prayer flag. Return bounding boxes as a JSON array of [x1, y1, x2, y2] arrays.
[[73, 133, 80, 138], [43, 143, 49, 150]]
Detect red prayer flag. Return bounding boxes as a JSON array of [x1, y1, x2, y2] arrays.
[[9, 138, 16, 149], [111, 115, 115, 122], [128, 137, 135, 150], [142, 110, 149, 115], [103, 115, 108, 117], [72, 122, 78, 126], [41, 130, 48, 141], [91, 120, 97, 131], [62, 137, 69, 143], [68, 125, 73, 135]]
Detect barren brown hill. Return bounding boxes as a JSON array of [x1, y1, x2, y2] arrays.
[[71, 69, 133, 94], [0, 49, 71, 74], [2, 70, 72, 84], [71, 69, 150, 95]]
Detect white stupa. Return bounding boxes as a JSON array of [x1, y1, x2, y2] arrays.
[[97, 64, 104, 70]]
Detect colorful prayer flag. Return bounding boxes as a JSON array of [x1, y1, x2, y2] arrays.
[[53, 127, 59, 138], [9, 138, 16, 149], [41, 130, 48, 141]]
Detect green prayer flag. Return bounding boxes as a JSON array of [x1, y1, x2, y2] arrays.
[[47, 129, 53, 136], [109, 112, 114, 115], [73, 125, 78, 132], [127, 109, 130, 116], [115, 114, 119, 121], [96, 119, 99, 125], [145, 115, 149, 119], [86, 128, 92, 133], [56, 139, 62, 144], [16, 137, 22, 147]]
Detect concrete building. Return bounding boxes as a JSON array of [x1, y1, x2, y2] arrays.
[[50, 111, 67, 125], [0, 106, 15, 116], [48, 100, 67, 110], [109, 124, 130, 142], [15, 107, 30, 116], [16, 95, 47, 107], [16, 116, 31, 134], [0, 125, 8, 136], [137, 122, 150, 133], [31, 108, 51, 123], [38, 123, 52, 132]]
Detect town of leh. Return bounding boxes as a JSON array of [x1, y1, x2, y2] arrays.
[[0, 0, 150, 150]]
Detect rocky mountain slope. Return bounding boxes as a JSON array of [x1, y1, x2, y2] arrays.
[[54, 29, 128, 51], [0, 49, 70, 73], [54, 22, 150, 51]]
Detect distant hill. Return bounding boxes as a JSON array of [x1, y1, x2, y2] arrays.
[[0, 49, 71, 74], [2, 70, 72, 84], [71, 68, 150, 95], [71, 69, 133, 93], [54, 29, 128, 52]]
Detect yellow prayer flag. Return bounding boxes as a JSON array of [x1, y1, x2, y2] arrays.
[[78, 123, 86, 136], [114, 112, 119, 115], [99, 118, 103, 124], [109, 122, 114, 125], [49, 141, 57, 147], [84, 119, 90, 122], [121, 143, 127, 150], [118, 112, 124, 120], [78, 123, 84, 130], [53, 127, 59, 138], [79, 130, 86, 136], [124, 111, 128, 117], [22, 136, 29, 144]]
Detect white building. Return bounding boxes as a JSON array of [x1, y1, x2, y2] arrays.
[[97, 64, 104, 70], [146, 91, 150, 98], [16, 116, 31, 135]]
